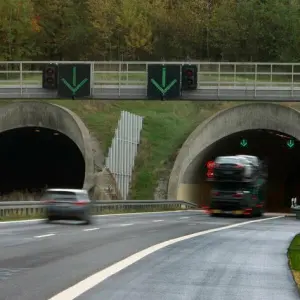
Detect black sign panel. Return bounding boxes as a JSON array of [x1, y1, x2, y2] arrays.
[[58, 64, 91, 98], [147, 65, 181, 99]]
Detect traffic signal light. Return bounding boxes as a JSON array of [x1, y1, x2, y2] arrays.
[[181, 65, 197, 90], [43, 64, 58, 89]]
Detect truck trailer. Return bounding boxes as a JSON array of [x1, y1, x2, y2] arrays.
[[206, 155, 267, 217]]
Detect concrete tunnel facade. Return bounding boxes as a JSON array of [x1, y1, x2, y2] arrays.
[[0, 101, 96, 191], [168, 103, 300, 211]]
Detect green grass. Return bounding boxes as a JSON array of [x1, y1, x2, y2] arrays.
[[288, 234, 300, 289], [0, 100, 237, 200]]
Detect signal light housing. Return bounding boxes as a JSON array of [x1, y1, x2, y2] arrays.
[[43, 64, 58, 89], [181, 65, 197, 90]]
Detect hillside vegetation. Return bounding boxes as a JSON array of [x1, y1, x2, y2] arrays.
[[1, 0, 299, 62], [53, 100, 236, 199]]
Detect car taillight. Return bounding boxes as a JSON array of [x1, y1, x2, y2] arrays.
[[75, 200, 89, 206], [235, 164, 243, 168], [243, 208, 252, 215], [233, 192, 243, 198], [206, 170, 214, 178], [206, 161, 215, 169]]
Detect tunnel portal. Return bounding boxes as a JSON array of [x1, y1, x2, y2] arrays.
[[196, 129, 299, 212], [0, 127, 85, 195], [168, 103, 300, 213]]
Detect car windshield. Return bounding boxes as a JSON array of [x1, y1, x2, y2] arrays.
[[215, 157, 239, 164], [41, 191, 77, 201]]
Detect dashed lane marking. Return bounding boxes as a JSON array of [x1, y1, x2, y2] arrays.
[[152, 220, 164, 223], [83, 228, 99, 232], [34, 233, 55, 238], [119, 223, 134, 227]]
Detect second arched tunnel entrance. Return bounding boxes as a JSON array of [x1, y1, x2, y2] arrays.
[[0, 127, 85, 196], [169, 103, 300, 213], [194, 129, 299, 212]]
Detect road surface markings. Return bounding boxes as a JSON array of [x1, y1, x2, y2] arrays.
[[179, 217, 190, 219], [48, 215, 283, 300], [188, 223, 197, 226], [34, 233, 55, 238], [119, 223, 134, 227], [83, 228, 99, 232], [152, 220, 164, 223], [148, 229, 158, 233]]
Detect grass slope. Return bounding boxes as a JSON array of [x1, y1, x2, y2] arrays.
[[288, 233, 300, 290], [0, 100, 237, 199]]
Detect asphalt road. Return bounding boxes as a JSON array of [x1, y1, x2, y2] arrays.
[[0, 211, 298, 300]]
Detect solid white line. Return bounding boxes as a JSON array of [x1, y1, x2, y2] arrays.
[[119, 223, 134, 227], [83, 228, 99, 232], [48, 216, 283, 300], [0, 210, 202, 225], [34, 233, 55, 238], [152, 220, 164, 222]]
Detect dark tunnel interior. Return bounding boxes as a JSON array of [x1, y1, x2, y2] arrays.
[[0, 127, 85, 196], [196, 129, 300, 212]]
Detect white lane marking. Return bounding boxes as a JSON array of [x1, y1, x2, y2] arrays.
[[0, 210, 203, 225], [83, 228, 99, 232], [34, 233, 55, 238], [119, 223, 134, 227], [148, 229, 158, 233], [152, 220, 164, 223], [188, 223, 197, 226], [179, 217, 190, 219], [48, 216, 283, 300]]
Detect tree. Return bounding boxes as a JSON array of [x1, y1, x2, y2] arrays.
[[0, 0, 36, 60]]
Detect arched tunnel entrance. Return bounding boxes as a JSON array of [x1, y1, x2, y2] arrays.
[[196, 129, 299, 212], [168, 103, 300, 213], [0, 101, 96, 198], [0, 127, 85, 194]]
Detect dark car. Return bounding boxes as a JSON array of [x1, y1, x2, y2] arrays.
[[41, 188, 92, 224]]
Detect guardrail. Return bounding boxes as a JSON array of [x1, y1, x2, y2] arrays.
[[0, 200, 197, 219], [1, 61, 300, 100]]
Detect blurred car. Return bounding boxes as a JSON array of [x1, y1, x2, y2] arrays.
[[41, 188, 92, 224], [213, 155, 254, 181]]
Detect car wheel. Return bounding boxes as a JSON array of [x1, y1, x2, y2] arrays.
[[46, 216, 53, 223]]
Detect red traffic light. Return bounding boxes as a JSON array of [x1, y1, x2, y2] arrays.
[[185, 69, 193, 76], [206, 160, 214, 169]]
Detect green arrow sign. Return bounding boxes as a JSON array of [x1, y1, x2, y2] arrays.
[[61, 66, 88, 95], [240, 139, 247, 147], [287, 139, 295, 148], [150, 67, 177, 95]]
